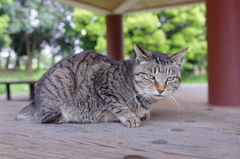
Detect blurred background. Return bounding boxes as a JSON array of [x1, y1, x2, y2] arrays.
[[0, 0, 206, 94]]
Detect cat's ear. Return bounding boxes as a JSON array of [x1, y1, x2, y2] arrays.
[[169, 47, 188, 67], [133, 43, 152, 64]]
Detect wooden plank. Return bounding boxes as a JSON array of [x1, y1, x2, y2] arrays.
[[0, 131, 174, 159]]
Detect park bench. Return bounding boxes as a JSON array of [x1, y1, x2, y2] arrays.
[[0, 81, 38, 100]]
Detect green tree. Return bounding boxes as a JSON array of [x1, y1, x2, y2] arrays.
[[73, 8, 106, 52], [158, 5, 206, 73], [73, 5, 206, 73], [0, 0, 12, 69], [1, 0, 78, 71], [0, 0, 12, 49], [123, 12, 170, 59], [0, 0, 11, 35]]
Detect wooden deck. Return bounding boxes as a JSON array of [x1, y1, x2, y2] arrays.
[[0, 84, 240, 159]]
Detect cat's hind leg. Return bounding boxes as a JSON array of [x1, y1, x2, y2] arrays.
[[34, 107, 62, 123], [34, 68, 76, 124], [16, 102, 35, 121]]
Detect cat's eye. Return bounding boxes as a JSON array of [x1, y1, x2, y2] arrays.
[[167, 76, 175, 81], [146, 74, 155, 79]]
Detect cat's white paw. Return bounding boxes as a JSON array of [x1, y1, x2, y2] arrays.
[[123, 117, 142, 128]]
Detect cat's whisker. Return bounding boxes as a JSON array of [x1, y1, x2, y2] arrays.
[[173, 92, 194, 107], [167, 95, 177, 108], [139, 94, 151, 109], [125, 93, 140, 106], [173, 94, 186, 114], [168, 94, 186, 120], [140, 96, 147, 106], [172, 94, 186, 110], [168, 95, 181, 119], [140, 94, 148, 103], [165, 95, 175, 107], [144, 94, 151, 105]]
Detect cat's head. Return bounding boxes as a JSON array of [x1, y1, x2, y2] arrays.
[[133, 43, 188, 104]]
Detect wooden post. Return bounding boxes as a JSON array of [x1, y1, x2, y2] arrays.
[[206, 0, 240, 106], [106, 14, 124, 61]]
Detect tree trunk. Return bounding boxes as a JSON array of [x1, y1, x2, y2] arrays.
[[24, 31, 39, 71], [15, 55, 20, 70], [52, 54, 55, 66], [36, 50, 40, 70], [24, 31, 32, 71], [5, 51, 11, 70], [14, 44, 23, 70], [35, 32, 42, 71], [0, 52, 2, 69]]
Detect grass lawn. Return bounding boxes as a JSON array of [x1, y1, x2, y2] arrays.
[[0, 70, 207, 94], [0, 70, 46, 94], [181, 73, 207, 84]]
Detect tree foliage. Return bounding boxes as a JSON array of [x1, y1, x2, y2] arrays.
[[1, 0, 78, 71], [0, 0, 12, 49], [73, 8, 106, 52], [73, 5, 206, 73], [1, 2, 206, 73]]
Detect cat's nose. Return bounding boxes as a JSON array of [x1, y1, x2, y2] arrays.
[[157, 89, 164, 94]]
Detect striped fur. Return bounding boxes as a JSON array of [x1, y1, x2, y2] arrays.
[[16, 43, 188, 127]]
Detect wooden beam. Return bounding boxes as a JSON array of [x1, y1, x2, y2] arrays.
[[113, 0, 140, 14], [125, 1, 205, 14], [53, 0, 111, 14]]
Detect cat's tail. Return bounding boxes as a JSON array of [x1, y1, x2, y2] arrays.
[[15, 102, 36, 121]]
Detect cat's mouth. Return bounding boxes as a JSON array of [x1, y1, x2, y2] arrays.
[[153, 93, 169, 99], [154, 94, 164, 98]]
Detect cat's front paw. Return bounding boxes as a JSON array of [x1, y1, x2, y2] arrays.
[[123, 117, 142, 128], [141, 112, 150, 121]]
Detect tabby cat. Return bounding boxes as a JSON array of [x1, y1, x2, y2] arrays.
[[16, 43, 188, 127]]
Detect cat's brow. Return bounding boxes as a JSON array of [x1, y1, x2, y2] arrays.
[[135, 72, 146, 76]]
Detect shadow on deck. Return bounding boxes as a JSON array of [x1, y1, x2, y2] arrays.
[[0, 84, 240, 159]]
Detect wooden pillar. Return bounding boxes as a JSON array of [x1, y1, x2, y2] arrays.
[[206, 0, 240, 106], [106, 14, 124, 61]]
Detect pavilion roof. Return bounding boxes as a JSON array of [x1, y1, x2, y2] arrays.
[[53, 0, 204, 15]]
